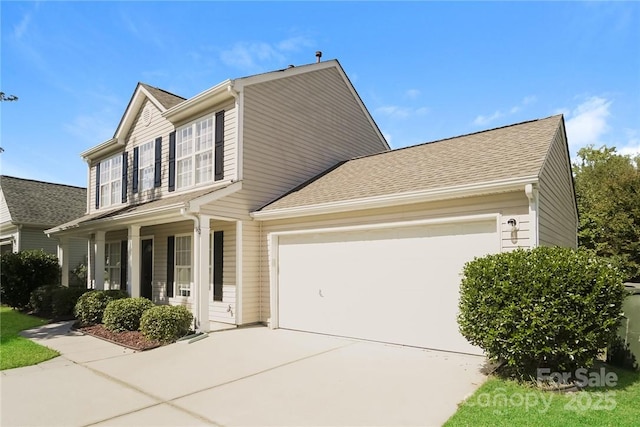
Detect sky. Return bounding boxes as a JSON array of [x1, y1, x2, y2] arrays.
[[1, 1, 639, 188]]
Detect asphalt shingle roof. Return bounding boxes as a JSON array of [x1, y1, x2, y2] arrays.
[[1, 176, 87, 226], [260, 115, 563, 211], [139, 83, 185, 110]]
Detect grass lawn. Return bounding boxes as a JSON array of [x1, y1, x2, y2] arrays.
[[0, 306, 59, 370], [445, 364, 640, 427]]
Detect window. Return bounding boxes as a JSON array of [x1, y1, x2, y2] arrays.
[[176, 116, 214, 189], [99, 154, 122, 208], [105, 242, 121, 290], [139, 141, 155, 191], [175, 235, 192, 297]]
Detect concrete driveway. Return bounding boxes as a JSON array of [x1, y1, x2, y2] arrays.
[[1, 323, 486, 426]]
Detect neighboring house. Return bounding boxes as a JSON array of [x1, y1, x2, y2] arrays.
[[48, 59, 577, 354], [0, 176, 88, 286]]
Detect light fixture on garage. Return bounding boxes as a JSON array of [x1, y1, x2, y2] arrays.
[[508, 218, 519, 244]]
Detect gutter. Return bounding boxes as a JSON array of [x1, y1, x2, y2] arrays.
[[252, 176, 539, 221]]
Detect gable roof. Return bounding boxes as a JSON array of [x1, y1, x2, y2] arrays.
[[139, 83, 185, 110], [254, 115, 564, 217], [0, 176, 87, 227]]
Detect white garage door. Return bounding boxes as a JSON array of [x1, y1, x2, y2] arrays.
[[276, 220, 499, 355]]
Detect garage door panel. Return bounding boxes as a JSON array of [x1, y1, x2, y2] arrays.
[[277, 220, 498, 355]]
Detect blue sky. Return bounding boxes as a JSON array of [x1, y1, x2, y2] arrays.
[[1, 1, 638, 187]]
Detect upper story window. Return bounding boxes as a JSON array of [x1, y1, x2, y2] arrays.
[[139, 141, 155, 191], [99, 154, 122, 208], [176, 116, 214, 190]]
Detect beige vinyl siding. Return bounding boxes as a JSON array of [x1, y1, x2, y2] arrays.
[[0, 191, 10, 223], [258, 191, 530, 322], [19, 228, 58, 254], [209, 220, 236, 323], [538, 127, 578, 248], [131, 220, 236, 322], [68, 237, 88, 271], [240, 220, 261, 323], [127, 100, 175, 205], [87, 100, 238, 214], [241, 66, 388, 212]]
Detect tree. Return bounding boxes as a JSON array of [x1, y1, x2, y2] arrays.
[[0, 92, 18, 102], [573, 146, 640, 282]]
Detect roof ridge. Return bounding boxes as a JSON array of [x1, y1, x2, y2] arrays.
[[0, 175, 86, 189], [350, 114, 564, 162]]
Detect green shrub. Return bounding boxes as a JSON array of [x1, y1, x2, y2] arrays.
[[69, 262, 88, 288], [103, 297, 154, 332], [140, 305, 193, 343], [0, 250, 61, 309], [29, 285, 60, 316], [74, 290, 128, 325], [51, 287, 88, 319], [458, 246, 626, 378]]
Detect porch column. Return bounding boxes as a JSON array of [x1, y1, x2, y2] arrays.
[[128, 225, 141, 297], [87, 236, 94, 289], [195, 215, 211, 332], [94, 231, 106, 290], [58, 237, 70, 287]]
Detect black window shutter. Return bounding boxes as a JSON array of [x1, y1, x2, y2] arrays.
[[154, 137, 162, 188], [122, 152, 128, 203], [168, 131, 176, 192], [132, 147, 139, 193], [166, 236, 174, 297], [214, 111, 224, 181], [95, 162, 101, 209], [120, 240, 128, 291], [213, 231, 224, 301]]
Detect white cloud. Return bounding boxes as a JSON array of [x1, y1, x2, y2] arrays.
[[13, 12, 31, 40], [63, 112, 115, 145], [277, 36, 313, 52], [473, 110, 504, 126], [473, 95, 537, 126], [564, 96, 612, 150], [405, 89, 421, 99], [617, 129, 640, 158], [375, 105, 429, 120], [220, 36, 314, 71]]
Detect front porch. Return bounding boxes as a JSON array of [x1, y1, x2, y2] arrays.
[[60, 215, 242, 332]]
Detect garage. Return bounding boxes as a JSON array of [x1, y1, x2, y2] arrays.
[[274, 217, 500, 355]]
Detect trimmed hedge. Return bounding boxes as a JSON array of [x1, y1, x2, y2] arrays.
[[103, 297, 155, 332], [140, 305, 193, 343], [0, 250, 61, 309], [74, 290, 129, 326], [30, 285, 87, 318], [51, 287, 88, 318], [458, 246, 626, 377]]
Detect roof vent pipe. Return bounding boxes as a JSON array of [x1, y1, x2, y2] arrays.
[[315, 51, 322, 63]]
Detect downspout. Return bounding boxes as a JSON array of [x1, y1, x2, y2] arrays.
[[525, 184, 539, 248], [180, 207, 203, 331]]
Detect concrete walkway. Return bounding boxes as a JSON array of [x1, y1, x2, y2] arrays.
[[1, 322, 486, 426]]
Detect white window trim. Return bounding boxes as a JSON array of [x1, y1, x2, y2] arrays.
[[104, 241, 122, 291], [173, 233, 193, 299], [99, 154, 123, 209], [176, 114, 215, 191], [139, 140, 155, 192]]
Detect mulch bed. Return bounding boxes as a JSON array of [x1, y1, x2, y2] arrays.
[[76, 324, 161, 351]]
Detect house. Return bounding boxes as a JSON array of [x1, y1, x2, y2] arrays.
[[0, 176, 88, 286], [47, 59, 577, 354]]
